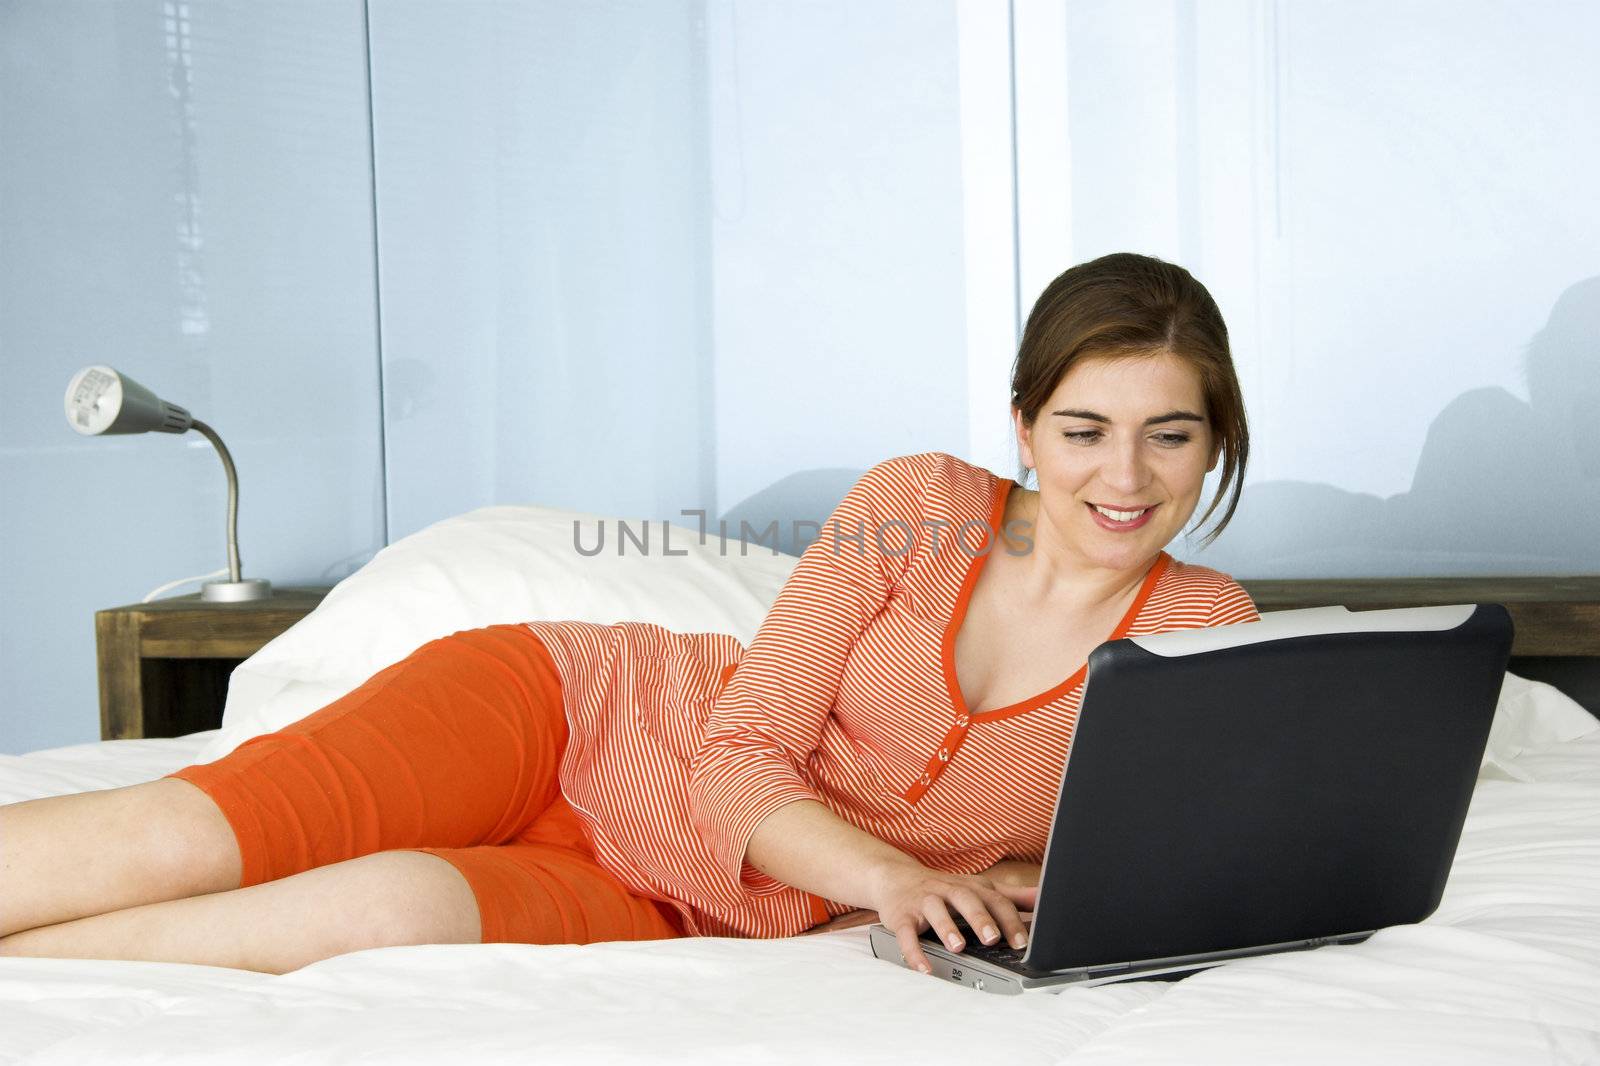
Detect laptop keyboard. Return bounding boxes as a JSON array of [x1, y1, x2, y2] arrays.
[[918, 918, 1226, 983], [921, 917, 1029, 967]]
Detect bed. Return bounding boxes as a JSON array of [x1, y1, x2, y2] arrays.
[[3, 505, 1598, 1065]]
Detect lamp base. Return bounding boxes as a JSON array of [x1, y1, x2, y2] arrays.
[[201, 578, 273, 602]]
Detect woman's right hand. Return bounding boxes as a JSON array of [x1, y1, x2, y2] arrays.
[[866, 860, 1038, 975]]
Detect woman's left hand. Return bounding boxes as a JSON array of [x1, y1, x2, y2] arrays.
[[800, 908, 881, 935], [981, 859, 1042, 888]]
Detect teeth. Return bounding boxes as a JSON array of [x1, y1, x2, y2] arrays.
[[1093, 505, 1149, 522]]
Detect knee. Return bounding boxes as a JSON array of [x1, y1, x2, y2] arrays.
[[137, 778, 244, 892], [335, 852, 482, 953]]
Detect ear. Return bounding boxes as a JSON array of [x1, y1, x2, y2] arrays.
[[1206, 437, 1222, 474], [1013, 406, 1036, 471]]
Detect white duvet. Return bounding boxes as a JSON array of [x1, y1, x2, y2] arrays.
[[3, 675, 1598, 1066]]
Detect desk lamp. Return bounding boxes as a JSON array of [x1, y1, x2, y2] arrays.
[[64, 365, 272, 602]]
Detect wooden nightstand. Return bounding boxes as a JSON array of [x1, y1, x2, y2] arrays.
[[1239, 576, 1600, 714], [95, 588, 330, 740], [1238, 577, 1600, 657]]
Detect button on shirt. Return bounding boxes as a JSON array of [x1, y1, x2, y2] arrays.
[[524, 451, 1260, 938]]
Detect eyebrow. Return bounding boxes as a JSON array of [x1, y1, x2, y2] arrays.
[[1051, 408, 1207, 426]]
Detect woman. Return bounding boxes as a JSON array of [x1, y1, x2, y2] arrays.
[[0, 252, 1256, 977]]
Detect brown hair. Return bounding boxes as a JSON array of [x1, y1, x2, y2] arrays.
[[1010, 252, 1249, 546]]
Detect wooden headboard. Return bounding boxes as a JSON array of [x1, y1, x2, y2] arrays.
[[1238, 576, 1600, 717]]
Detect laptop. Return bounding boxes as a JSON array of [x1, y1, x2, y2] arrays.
[[868, 602, 1514, 994]]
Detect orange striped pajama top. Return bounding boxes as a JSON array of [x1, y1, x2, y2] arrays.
[[522, 451, 1260, 939]]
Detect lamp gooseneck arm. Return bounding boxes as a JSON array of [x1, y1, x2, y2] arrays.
[[189, 419, 242, 584]]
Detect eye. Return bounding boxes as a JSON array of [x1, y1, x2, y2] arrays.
[[1062, 430, 1102, 444], [1151, 432, 1191, 447]]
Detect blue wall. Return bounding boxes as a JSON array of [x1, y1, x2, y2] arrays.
[[4, 0, 1597, 755], [0, 1, 386, 753]]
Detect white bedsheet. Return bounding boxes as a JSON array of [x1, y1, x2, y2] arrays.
[[3, 693, 1599, 1066]]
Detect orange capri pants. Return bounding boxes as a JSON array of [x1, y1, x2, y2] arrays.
[[165, 624, 686, 945]]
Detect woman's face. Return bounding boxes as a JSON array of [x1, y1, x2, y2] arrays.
[[1015, 350, 1219, 574]]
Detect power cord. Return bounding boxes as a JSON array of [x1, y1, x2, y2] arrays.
[[142, 568, 230, 603]]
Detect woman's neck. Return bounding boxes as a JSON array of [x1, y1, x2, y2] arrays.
[[1002, 484, 1156, 611]]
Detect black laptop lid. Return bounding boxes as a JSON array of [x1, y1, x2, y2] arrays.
[[1024, 603, 1513, 971]]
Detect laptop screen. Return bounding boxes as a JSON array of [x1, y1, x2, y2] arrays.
[[1022, 603, 1512, 973]]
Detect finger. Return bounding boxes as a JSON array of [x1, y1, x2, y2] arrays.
[[998, 883, 1039, 912], [893, 920, 935, 975], [957, 882, 1024, 949], [921, 895, 968, 954], [941, 885, 1003, 947], [992, 884, 1038, 947]]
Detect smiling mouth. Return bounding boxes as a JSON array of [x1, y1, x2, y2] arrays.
[[1089, 503, 1156, 522]]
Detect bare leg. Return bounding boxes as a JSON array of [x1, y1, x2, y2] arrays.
[[0, 850, 480, 974], [0, 778, 241, 938]]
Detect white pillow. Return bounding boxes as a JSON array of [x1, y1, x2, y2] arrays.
[[194, 505, 798, 763], [1479, 671, 1599, 781]]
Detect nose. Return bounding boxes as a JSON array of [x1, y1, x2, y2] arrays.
[[1101, 436, 1152, 496]]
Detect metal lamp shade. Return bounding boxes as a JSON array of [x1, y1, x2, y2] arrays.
[[62, 365, 271, 601], [64, 366, 193, 436]]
